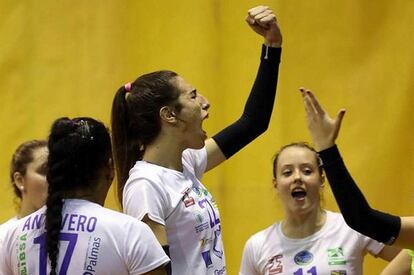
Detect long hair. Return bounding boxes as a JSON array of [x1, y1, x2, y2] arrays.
[[111, 70, 181, 206], [45, 117, 111, 275]]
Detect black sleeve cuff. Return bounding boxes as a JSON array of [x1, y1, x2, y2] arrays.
[[318, 145, 342, 167], [261, 44, 282, 62]]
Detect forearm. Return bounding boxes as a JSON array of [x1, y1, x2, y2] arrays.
[[212, 45, 281, 159], [319, 145, 401, 244]]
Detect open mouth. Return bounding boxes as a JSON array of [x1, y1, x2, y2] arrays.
[[291, 187, 307, 199]]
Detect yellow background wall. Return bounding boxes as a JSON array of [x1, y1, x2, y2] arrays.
[[1, 1, 413, 274]]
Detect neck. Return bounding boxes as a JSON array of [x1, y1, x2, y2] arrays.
[[281, 208, 326, 239], [63, 176, 110, 206], [143, 130, 185, 171], [18, 202, 37, 219]]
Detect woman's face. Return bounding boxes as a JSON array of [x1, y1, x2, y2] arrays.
[[172, 76, 210, 149], [274, 146, 323, 215], [16, 146, 49, 213]]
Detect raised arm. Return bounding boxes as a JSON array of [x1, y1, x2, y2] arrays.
[[300, 89, 410, 248], [205, 5, 283, 171]]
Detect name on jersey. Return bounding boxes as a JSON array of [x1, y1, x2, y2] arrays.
[[22, 213, 98, 233]]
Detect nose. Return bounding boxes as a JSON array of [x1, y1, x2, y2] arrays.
[[199, 94, 210, 111], [293, 170, 302, 183]]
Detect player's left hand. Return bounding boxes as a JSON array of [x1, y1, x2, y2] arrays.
[[246, 5, 282, 47], [300, 88, 346, 151]]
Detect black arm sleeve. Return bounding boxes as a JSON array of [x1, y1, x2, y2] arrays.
[[212, 45, 281, 159], [319, 145, 401, 244]]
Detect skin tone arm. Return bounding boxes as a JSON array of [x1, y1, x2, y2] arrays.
[[300, 88, 414, 250], [376, 246, 402, 262], [143, 215, 168, 246], [205, 5, 282, 172], [143, 267, 168, 275], [380, 249, 412, 275]]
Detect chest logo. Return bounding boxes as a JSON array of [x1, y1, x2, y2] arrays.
[[266, 254, 283, 274], [294, 250, 314, 265], [327, 247, 347, 265]]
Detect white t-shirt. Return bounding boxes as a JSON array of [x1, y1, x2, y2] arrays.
[[0, 216, 18, 247], [123, 148, 226, 275], [0, 199, 169, 275], [240, 211, 384, 275]]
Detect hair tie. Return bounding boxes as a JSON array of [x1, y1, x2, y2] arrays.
[[124, 82, 132, 91]]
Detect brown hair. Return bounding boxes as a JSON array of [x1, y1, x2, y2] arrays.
[[111, 70, 181, 206], [10, 139, 47, 199], [272, 142, 323, 178]]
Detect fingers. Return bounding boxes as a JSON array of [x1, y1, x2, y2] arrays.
[[335, 109, 346, 131], [247, 6, 276, 27], [300, 87, 317, 117], [300, 88, 317, 120], [248, 5, 270, 17], [306, 90, 325, 116]]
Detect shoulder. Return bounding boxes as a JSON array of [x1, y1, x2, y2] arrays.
[[245, 222, 279, 248]]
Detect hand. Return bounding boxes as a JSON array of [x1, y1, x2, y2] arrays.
[[300, 88, 346, 151], [246, 5, 282, 47]]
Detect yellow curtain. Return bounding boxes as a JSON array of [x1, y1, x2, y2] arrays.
[[1, 1, 413, 274]]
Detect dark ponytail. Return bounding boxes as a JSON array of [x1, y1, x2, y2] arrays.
[[111, 70, 181, 206], [46, 117, 111, 275]]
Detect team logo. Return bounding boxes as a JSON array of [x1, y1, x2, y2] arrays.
[[265, 254, 283, 274], [331, 270, 346, 275], [327, 247, 347, 265], [294, 250, 314, 265]]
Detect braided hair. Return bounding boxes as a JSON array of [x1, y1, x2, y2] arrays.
[[45, 117, 111, 275]]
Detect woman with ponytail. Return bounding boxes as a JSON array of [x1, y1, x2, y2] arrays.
[[111, 6, 282, 275], [0, 117, 169, 275]]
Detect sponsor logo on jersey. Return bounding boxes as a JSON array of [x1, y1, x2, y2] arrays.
[[193, 186, 209, 198], [17, 233, 28, 275], [83, 236, 102, 274], [331, 270, 347, 275], [294, 250, 314, 265], [327, 247, 347, 265], [181, 187, 195, 207], [193, 211, 209, 233], [265, 254, 283, 274]]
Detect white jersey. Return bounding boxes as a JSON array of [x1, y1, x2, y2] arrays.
[[240, 211, 384, 275], [0, 216, 18, 247], [0, 199, 169, 275], [123, 148, 226, 275]]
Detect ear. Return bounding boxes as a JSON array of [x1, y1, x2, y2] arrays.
[[107, 158, 115, 182], [320, 174, 325, 188], [13, 172, 25, 192], [159, 106, 177, 124], [272, 178, 278, 189]]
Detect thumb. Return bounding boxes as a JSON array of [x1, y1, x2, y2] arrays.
[[335, 109, 346, 131]]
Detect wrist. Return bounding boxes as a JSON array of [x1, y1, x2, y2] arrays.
[[264, 39, 282, 48], [315, 141, 335, 151]]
